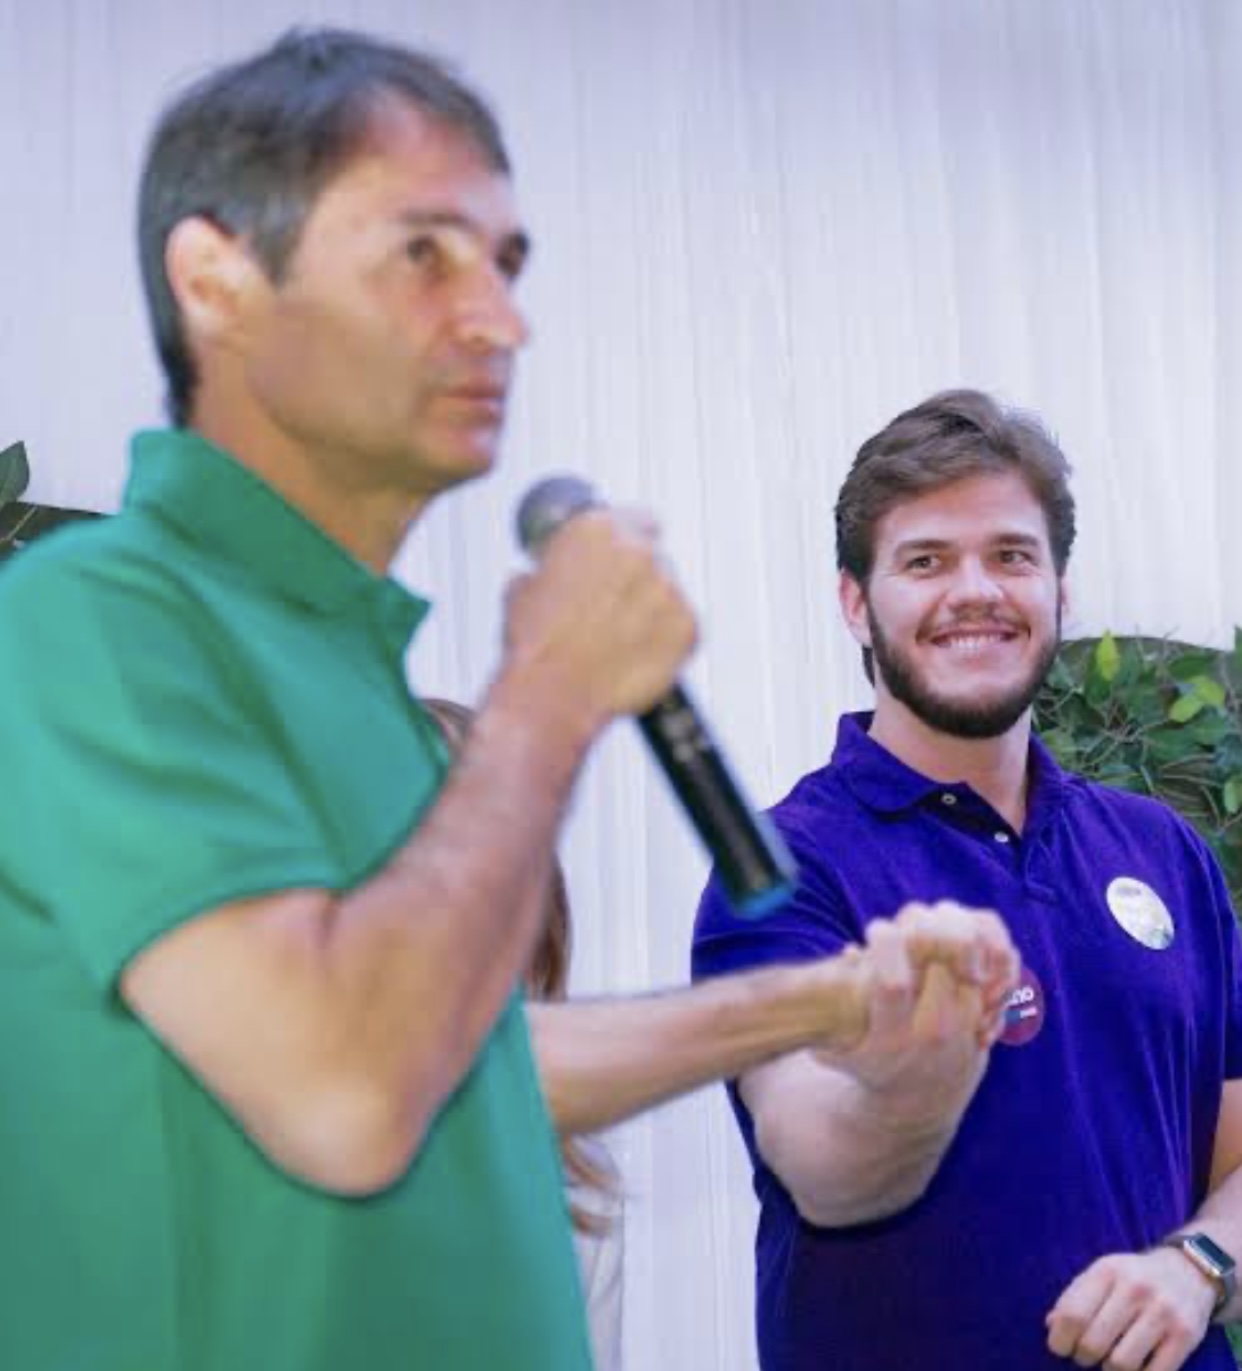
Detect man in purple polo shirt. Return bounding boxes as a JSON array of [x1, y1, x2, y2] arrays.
[[693, 388, 1242, 1370]]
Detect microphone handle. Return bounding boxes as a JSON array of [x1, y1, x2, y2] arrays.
[[639, 684, 796, 916]]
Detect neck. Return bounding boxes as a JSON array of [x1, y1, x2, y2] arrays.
[[867, 696, 1033, 832], [192, 402, 429, 574]]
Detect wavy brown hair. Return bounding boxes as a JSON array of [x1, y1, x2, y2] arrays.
[[420, 697, 618, 1235]]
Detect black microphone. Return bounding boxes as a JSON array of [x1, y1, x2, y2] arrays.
[[516, 475, 797, 917]]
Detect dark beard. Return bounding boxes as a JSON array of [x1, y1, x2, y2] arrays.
[[867, 604, 1061, 740]]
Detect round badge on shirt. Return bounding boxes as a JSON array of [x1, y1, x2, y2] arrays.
[[1105, 876, 1175, 951], [998, 965, 1046, 1047]]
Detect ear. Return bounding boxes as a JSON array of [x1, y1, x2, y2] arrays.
[[839, 570, 872, 647], [164, 216, 267, 349]]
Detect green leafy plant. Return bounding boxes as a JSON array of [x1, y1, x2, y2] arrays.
[[1033, 630, 1242, 914]]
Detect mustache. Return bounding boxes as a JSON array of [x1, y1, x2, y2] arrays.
[[924, 614, 1025, 639]]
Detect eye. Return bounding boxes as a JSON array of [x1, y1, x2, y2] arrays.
[[497, 238, 530, 283], [906, 554, 939, 573], [406, 234, 446, 271], [997, 548, 1034, 567]]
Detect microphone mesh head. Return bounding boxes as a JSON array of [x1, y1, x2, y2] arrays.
[[515, 475, 599, 553]]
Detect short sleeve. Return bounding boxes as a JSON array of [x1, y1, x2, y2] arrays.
[[0, 559, 340, 990], [691, 804, 862, 983]]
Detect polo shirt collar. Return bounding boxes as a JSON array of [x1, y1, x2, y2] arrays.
[[833, 710, 1067, 830], [125, 429, 430, 649], [834, 712, 943, 813]]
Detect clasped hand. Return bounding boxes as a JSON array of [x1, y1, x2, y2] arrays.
[[820, 901, 1019, 1119]]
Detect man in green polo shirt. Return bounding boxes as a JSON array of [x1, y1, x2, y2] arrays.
[[0, 27, 1017, 1370]]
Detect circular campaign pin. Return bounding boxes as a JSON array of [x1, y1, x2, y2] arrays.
[[998, 965, 1046, 1047], [1105, 876, 1175, 951]]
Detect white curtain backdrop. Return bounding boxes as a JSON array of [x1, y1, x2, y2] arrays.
[[4, 2, 1242, 1367]]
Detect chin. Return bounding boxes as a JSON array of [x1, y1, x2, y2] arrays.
[[415, 442, 499, 491], [447, 424, 504, 469], [917, 685, 1039, 740]]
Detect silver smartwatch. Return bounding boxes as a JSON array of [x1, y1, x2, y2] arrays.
[[1162, 1232, 1237, 1313]]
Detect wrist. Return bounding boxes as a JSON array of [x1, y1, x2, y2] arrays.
[[479, 666, 603, 771], [781, 955, 869, 1054], [1160, 1232, 1237, 1317]]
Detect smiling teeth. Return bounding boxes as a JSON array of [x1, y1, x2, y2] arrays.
[[940, 633, 1009, 651]]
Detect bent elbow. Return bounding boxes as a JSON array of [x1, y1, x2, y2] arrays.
[[251, 1079, 431, 1197], [789, 1173, 929, 1229], [754, 1101, 940, 1229]]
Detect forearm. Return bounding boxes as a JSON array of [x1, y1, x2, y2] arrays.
[[529, 960, 867, 1136], [757, 1058, 979, 1227], [323, 671, 595, 1113]]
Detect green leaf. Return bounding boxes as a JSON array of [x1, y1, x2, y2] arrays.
[[1216, 736, 1242, 775], [1093, 632, 1121, 684], [0, 441, 29, 508], [1113, 642, 1143, 689], [1062, 694, 1105, 733], [1043, 657, 1075, 693], [1225, 776, 1242, 817], [1168, 649, 1220, 683], [1187, 713, 1231, 748], [1168, 693, 1205, 723], [1125, 682, 1166, 726], [1084, 668, 1112, 709], [1144, 726, 1193, 764], [1189, 675, 1226, 709]]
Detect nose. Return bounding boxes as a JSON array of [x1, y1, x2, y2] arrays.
[[455, 266, 530, 354], [945, 557, 1003, 608]]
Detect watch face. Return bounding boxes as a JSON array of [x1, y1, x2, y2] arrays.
[[1187, 1234, 1236, 1274]]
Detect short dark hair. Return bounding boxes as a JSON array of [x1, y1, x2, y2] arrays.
[[835, 388, 1076, 583], [138, 27, 511, 426]]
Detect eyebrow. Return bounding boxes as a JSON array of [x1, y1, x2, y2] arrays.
[[394, 209, 531, 265], [890, 532, 1045, 558]]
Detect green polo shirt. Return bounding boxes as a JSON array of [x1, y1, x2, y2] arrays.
[[0, 430, 591, 1370]]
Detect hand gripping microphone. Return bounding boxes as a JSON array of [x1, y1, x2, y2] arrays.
[[516, 475, 797, 916]]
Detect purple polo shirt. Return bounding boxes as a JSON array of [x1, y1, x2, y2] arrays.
[[692, 713, 1242, 1370]]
